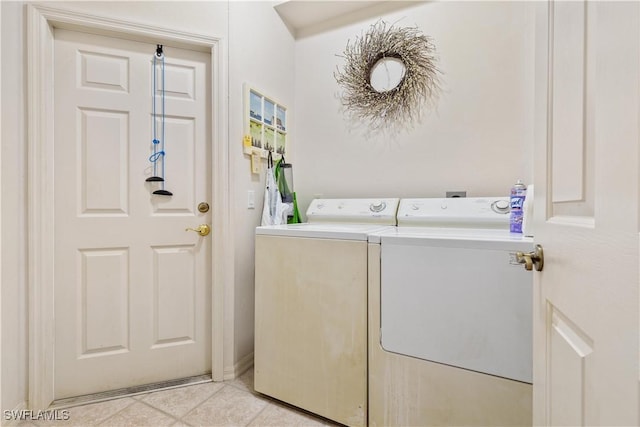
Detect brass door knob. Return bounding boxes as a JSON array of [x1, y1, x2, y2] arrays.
[[185, 224, 211, 237], [516, 244, 544, 271]]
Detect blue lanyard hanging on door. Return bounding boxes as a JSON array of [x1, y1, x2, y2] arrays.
[[146, 44, 173, 196]]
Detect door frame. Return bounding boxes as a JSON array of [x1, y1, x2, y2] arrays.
[[532, 1, 549, 423], [26, 3, 230, 409]]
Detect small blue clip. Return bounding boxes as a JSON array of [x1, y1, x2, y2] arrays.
[[149, 151, 165, 163]]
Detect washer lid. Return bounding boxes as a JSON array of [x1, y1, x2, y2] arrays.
[[256, 223, 394, 240], [306, 198, 399, 225], [397, 197, 511, 228]]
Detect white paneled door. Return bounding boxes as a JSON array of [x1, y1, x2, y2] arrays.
[[53, 29, 212, 399], [533, 1, 639, 425]]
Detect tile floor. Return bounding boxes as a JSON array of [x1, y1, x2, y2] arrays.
[[14, 369, 338, 427]]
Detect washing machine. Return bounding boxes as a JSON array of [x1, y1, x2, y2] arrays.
[[254, 198, 399, 427], [367, 197, 534, 426]]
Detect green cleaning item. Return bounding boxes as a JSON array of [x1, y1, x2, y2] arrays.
[[274, 156, 301, 224], [288, 192, 301, 224]]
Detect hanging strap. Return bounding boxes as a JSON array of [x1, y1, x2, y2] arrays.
[[146, 45, 172, 196], [148, 49, 167, 178]]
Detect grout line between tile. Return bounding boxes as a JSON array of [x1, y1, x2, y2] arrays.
[[135, 400, 182, 425], [48, 376, 337, 427], [175, 383, 228, 425], [92, 398, 138, 426], [242, 400, 272, 427], [225, 380, 253, 394]]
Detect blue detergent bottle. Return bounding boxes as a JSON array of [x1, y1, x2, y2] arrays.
[[510, 180, 527, 233]]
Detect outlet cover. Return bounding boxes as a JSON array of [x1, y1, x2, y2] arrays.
[[446, 191, 467, 198]]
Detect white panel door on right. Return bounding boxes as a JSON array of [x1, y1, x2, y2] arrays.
[[53, 28, 212, 399], [533, 1, 639, 425]]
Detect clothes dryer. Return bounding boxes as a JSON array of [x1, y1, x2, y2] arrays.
[[367, 197, 534, 426], [254, 198, 399, 427]]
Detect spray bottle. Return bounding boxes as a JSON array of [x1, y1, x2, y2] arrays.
[[510, 180, 527, 233]]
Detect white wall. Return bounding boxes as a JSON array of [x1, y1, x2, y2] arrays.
[[228, 1, 295, 373], [293, 1, 536, 212], [1, 0, 294, 411]]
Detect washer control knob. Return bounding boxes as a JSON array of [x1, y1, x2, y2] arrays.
[[370, 200, 386, 212]]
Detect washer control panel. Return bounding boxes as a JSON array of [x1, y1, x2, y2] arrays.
[[307, 198, 399, 225], [398, 197, 511, 228]]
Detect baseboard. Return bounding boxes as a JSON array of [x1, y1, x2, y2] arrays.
[[223, 351, 254, 381]]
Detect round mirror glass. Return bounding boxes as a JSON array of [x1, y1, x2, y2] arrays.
[[369, 57, 407, 93]]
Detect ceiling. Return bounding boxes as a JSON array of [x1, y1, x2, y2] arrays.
[[274, 1, 428, 39]]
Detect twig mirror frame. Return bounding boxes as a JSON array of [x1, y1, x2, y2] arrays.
[[335, 21, 442, 133]]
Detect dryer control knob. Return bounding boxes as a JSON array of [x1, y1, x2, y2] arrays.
[[491, 200, 510, 214], [370, 200, 386, 212]]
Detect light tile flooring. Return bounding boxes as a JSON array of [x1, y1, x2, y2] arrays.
[[15, 369, 338, 427]]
